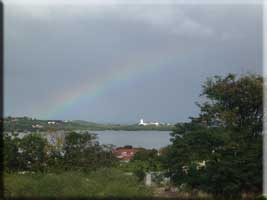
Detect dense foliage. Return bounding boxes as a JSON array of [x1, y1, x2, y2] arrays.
[[163, 74, 263, 198], [118, 149, 163, 181], [3, 132, 117, 172], [3, 132, 153, 198]]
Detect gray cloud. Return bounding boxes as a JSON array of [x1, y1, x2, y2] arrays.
[[4, 3, 262, 123]]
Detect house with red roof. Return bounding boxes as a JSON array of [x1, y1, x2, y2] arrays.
[[112, 148, 142, 162]]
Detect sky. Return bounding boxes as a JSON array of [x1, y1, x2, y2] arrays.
[[4, 1, 262, 124]]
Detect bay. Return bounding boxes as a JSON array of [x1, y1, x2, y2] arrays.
[[92, 130, 171, 149]]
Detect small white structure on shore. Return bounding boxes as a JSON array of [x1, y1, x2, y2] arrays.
[[139, 118, 160, 126]]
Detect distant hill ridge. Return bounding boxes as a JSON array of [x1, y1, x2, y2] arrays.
[[3, 117, 175, 132]]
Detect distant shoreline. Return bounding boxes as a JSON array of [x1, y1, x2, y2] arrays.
[[3, 117, 175, 132]]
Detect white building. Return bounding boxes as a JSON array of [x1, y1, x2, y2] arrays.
[[139, 118, 147, 125], [138, 118, 160, 126], [32, 124, 43, 128]]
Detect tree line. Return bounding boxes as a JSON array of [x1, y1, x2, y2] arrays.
[[4, 131, 117, 172]]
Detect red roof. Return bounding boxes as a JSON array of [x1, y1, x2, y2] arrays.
[[112, 148, 142, 161]]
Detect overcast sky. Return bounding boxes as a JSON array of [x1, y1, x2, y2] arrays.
[[4, 2, 262, 124]]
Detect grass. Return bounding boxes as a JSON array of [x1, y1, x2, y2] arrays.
[[4, 168, 259, 199], [4, 168, 152, 198]]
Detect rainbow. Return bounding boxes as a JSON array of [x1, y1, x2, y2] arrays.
[[40, 56, 173, 119]]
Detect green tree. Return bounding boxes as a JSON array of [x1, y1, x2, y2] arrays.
[[132, 149, 158, 161], [63, 132, 116, 171], [132, 149, 161, 172], [198, 74, 263, 197], [3, 133, 20, 171], [164, 74, 263, 198], [18, 133, 47, 171], [198, 73, 263, 137]]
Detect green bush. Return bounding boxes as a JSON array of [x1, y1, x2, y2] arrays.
[[255, 195, 267, 200]]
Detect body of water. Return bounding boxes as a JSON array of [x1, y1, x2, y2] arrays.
[[92, 130, 171, 149]]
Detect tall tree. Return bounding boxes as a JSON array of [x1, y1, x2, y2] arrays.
[[63, 132, 116, 170], [164, 74, 263, 198]]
